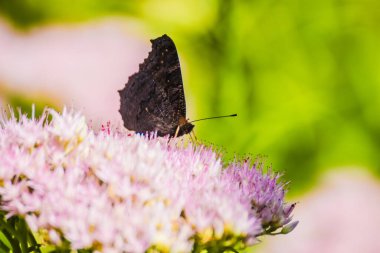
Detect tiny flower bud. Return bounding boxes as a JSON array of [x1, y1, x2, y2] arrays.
[[281, 220, 299, 234]]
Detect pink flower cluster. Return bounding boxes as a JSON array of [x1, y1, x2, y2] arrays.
[[0, 108, 296, 252]]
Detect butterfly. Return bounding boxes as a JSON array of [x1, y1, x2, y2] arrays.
[[118, 34, 194, 137]]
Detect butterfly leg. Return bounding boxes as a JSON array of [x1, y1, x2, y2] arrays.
[[188, 132, 194, 143], [189, 130, 198, 145], [174, 125, 180, 138]]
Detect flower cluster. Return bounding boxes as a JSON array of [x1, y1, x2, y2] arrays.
[[0, 108, 297, 252]]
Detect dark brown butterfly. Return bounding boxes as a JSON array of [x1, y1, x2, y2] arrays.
[[119, 34, 236, 137], [118, 34, 193, 137]]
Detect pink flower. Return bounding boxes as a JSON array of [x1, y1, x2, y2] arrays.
[[0, 107, 297, 252], [225, 161, 297, 235]]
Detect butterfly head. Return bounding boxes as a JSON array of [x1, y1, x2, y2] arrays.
[[177, 122, 194, 137], [171, 116, 194, 137]]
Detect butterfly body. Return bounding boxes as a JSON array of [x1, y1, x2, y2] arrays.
[[119, 34, 194, 137]]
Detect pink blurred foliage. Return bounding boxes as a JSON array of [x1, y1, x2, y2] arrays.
[[257, 169, 380, 253], [0, 18, 150, 125]]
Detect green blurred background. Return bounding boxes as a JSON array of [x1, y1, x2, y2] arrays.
[[1, 0, 380, 195]]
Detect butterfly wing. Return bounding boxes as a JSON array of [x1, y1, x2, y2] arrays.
[[118, 34, 187, 136]]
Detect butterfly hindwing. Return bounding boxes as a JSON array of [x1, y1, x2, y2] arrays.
[[119, 34, 188, 137]]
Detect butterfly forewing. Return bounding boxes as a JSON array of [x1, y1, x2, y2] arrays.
[[119, 34, 189, 137]]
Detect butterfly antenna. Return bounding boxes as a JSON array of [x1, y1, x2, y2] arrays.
[[190, 114, 237, 123]]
